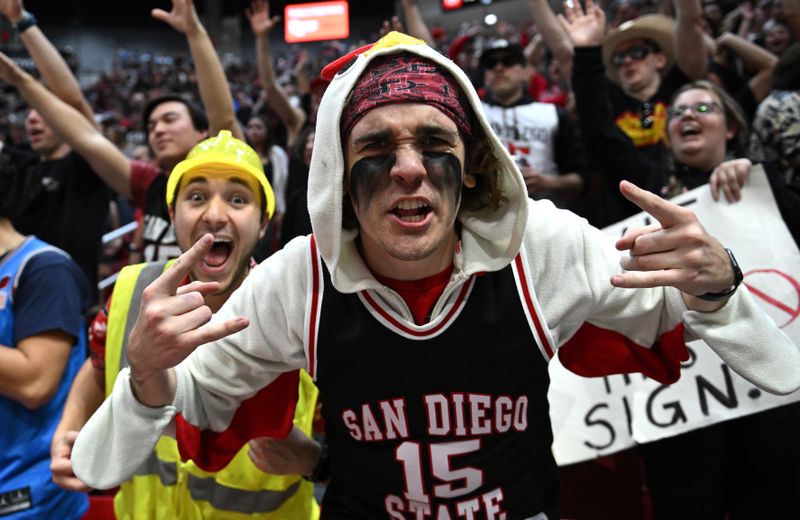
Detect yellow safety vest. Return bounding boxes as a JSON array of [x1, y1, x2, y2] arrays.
[[105, 261, 320, 519]]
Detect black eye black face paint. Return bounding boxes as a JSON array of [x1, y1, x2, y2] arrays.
[[349, 152, 463, 215], [349, 153, 395, 211]]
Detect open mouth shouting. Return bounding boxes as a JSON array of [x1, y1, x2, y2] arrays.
[[200, 237, 234, 273], [391, 199, 432, 223], [679, 123, 701, 138]]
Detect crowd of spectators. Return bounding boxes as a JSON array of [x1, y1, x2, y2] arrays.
[[1, 0, 797, 186], [2, 0, 796, 219]]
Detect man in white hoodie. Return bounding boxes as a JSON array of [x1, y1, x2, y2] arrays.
[[72, 32, 800, 519]]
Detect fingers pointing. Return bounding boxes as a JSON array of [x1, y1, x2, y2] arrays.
[[156, 234, 214, 296], [619, 180, 688, 227]]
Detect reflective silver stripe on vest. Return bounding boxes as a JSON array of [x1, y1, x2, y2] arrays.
[[131, 451, 301, 513], [187, 475, 301, 514], [119, 261, 169, 372], [120, 261, 300, 514], [133, 450, 178, 486]]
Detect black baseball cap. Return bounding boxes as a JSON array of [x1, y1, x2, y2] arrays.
[[479, 39, 526, 69]]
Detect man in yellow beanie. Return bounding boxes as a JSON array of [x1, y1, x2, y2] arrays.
[[51, 131, 321, 519]]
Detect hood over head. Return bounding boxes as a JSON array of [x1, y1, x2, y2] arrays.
[[307, 31, 529, 292]]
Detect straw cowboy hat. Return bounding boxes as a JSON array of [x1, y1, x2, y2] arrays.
[[602, 14, 676, 83]]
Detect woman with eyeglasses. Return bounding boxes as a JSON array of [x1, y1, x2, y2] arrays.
[[638, 85, 800, 520], [660, 81, 748, 196], [667, 82, 800, 242]]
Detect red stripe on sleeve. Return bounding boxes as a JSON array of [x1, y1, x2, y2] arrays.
[[513, 254, 555, 358], [558, 323, 688, 384], [175, 369, 300, 472], [308, 235, 320, 379]]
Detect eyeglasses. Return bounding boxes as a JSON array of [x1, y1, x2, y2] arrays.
[[482, 54, 522, 70], [610, 45, 654, 67], [667, 102, 722, 118]]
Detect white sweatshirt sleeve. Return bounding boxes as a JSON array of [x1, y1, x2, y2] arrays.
[[71, 239, 313, 488], [522, 200, 800, 395], [72, 369, 177, 489]]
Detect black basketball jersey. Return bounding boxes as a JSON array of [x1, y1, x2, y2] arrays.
[[308, 238, 559, 519], [141, 174, 181, 262]]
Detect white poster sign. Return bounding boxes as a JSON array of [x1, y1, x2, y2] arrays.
[[548, 167, 800, 466]]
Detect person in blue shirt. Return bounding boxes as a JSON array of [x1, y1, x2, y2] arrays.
[[0, 150, 90, 519]]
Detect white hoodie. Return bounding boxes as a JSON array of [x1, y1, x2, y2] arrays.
[[73, 32, 800, 492]]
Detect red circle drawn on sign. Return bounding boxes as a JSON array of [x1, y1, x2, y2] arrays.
[[743, 269, 800, 328]]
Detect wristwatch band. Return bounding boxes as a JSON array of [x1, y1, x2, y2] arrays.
[[696, 248, 743, 302], [15, 11, 37, 34], [303, 442, 329, 483]]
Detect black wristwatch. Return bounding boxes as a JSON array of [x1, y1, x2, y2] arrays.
[[697, 248, 743, 302], [303, 442, 330, 482], [14, 11, 37, 33]]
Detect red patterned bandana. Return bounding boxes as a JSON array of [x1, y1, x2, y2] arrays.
[[341, 54, 472, 138]]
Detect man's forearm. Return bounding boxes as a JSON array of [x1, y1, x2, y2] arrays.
[[400, 0, 433, 44], [52, 360, 105, 443], [718, 32, 777, 72], [186, 27, 243, 140], [674, 0, 708, 79], [129, 368, 178, 408], [20, 26, 96, 125], [255, 33, 305, 146], [528, 0, 575, 79]]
